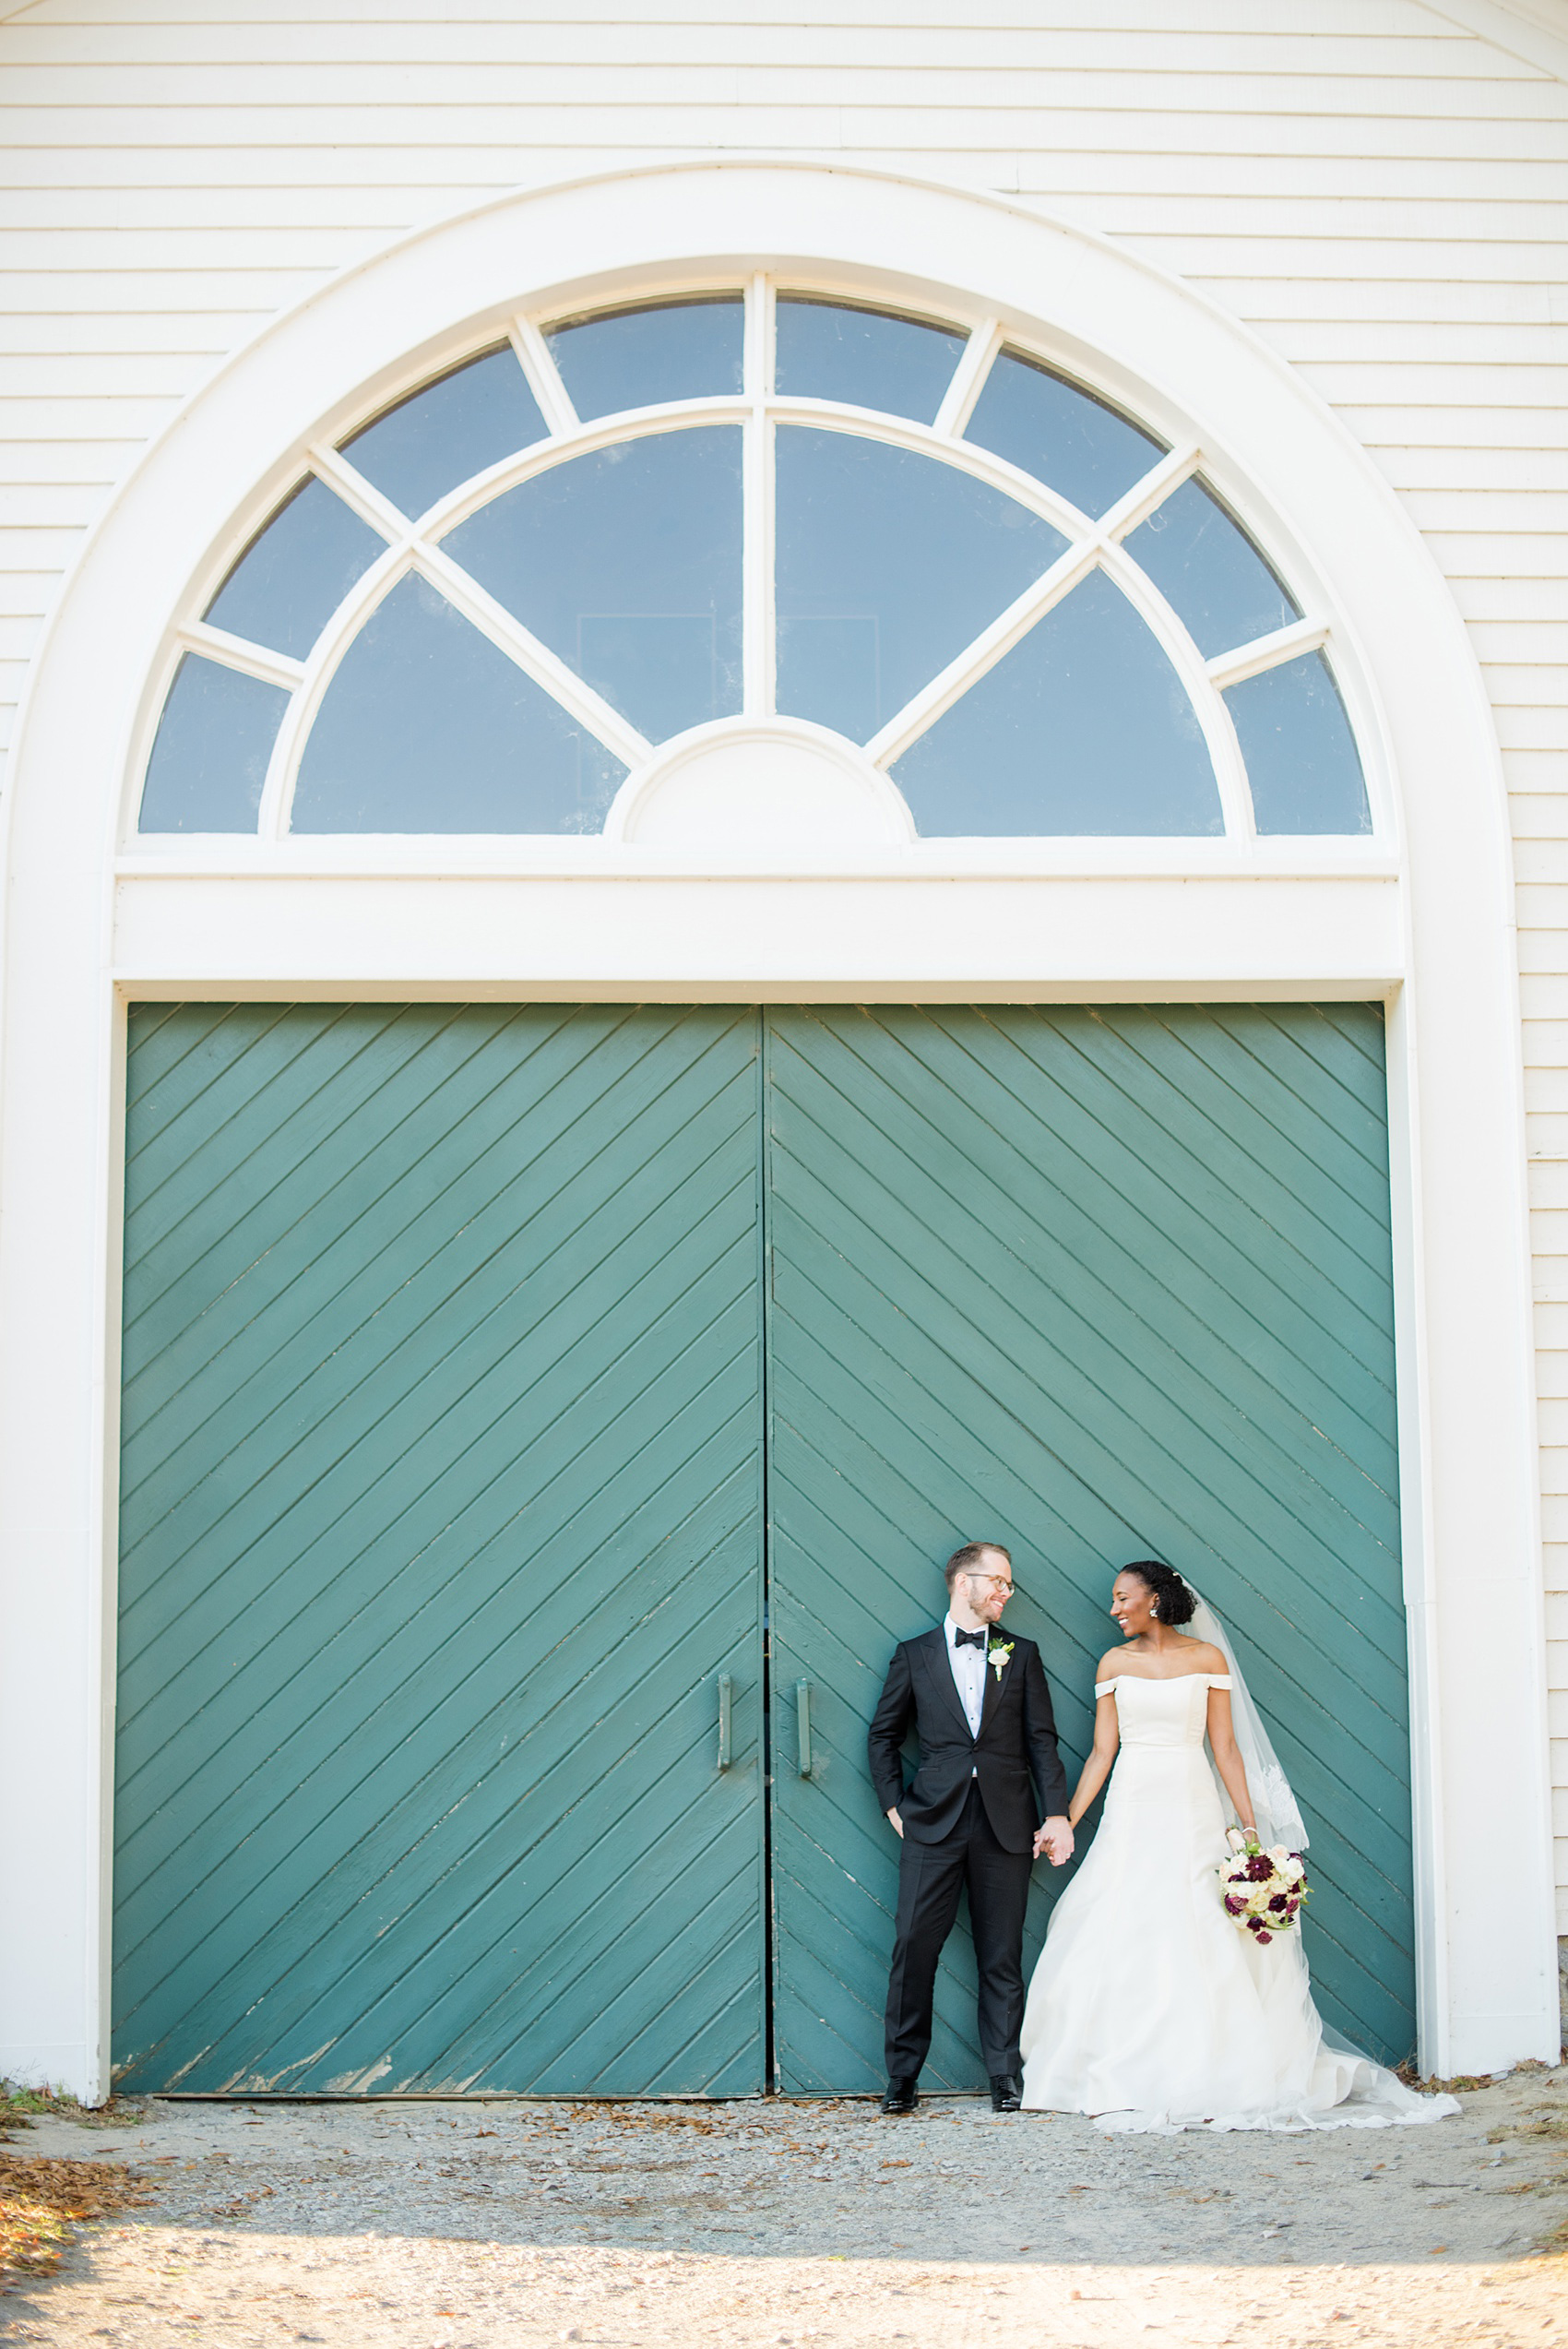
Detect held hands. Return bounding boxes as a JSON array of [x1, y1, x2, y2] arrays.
[[888, 1806, 1073, 1861]]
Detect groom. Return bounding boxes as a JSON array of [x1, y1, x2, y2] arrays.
[[867, 1542, 1073, 2115]]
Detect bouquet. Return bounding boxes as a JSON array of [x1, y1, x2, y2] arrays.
[[1218, 1827, 1308, 1944]]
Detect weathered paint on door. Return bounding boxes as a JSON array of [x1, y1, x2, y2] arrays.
[[766, 1006, 1408, 2085], [113, 1004, 766, 2094], [116, 1001, 1408, 2095]]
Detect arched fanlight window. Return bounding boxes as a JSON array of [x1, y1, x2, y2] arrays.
[[138, 286, 1371, 841]]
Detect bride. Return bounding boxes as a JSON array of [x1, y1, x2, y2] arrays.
[[1019, 1559, 1459, 2132]]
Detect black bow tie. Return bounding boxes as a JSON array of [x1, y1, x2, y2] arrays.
[[954, 1627, 987, 1650]]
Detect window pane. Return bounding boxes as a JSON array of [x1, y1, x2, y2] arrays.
[[443, 426, 742, 744], [964, 350, 1164, 519], [340, 347, 546, 519], [1124, 477, 1299, 658], [1226, 650, 1371, 835], [774, 297, 966, 423], [204, 476, 385, 661], [892, 568, 1221, 837], [139, 654, 289, 832], [546, 298, 744, 421], [775, 426, 1067, 743], [291, 573, 626, 834]]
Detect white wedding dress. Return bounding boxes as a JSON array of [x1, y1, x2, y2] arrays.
[[1019, 1670, 1460, 2133]]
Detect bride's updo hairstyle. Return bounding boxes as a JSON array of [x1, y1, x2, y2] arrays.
[[1122, 1559, 1197, 1627]]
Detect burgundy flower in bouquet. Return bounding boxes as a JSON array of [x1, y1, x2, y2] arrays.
[[1218, 1828, 1309, 1945]]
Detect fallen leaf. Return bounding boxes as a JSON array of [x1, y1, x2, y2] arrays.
[[0, 2155, 151, 2279]]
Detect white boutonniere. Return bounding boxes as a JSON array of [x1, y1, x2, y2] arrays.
[[986, 1639, 1015, 1681]]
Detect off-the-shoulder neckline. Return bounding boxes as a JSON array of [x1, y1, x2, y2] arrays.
[[1097, 1669, 1230, 1686]]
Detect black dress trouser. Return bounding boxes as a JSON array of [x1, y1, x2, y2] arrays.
[[884, 1782, 1032, 2081]]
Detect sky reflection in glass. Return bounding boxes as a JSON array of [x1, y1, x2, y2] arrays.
[[444, 427, 742, 744], [774, 298, 966, 423], [964, 351, 1164, 519], [547, 299, 744, 421], [291, 574, 626, 833], [776, 426, 1066, 743], [205, 477, 385, 660], [1226, 651, 1370, 835], [341, 347, 546, 519], [139, 654, 290, 831], [1125, 477, 1299, 658], [893, 569, 1220, 836]]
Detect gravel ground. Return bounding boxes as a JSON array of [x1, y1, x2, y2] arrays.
[[2, 2068, 1565, 2346]]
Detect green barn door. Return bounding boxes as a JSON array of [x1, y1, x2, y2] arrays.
[[765, 1005, 1410, 2088], [113, 1004, 766, 2095]]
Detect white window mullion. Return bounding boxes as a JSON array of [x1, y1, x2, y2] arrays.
[[743, 272, 776, 718], [1206, 688, 1255, 843], [1097, 444, 1202, 543], [508, 315, 579, 436], [932, 318, 1003, 440], [418, 399, 747, 541], [1100, 540, 1254, 841], [306, 442, 413, 544], [176, 622, 304, 693], [744, 269, 773, 405], [416, 541, 652, 770], [864, 539, 1099, 769], [1207, 617, 1329, 692], [256, 544, 413, 838], [765, 399, 1092, 543]]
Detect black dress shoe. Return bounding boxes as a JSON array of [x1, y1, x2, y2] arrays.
[[881, 2077, 919, 2114], [990, 2073, 1022, 2112]]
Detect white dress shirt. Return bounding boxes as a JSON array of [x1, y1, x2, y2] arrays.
[[944, 1611, 988, 1740]]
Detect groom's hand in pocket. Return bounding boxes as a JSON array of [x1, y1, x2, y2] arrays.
[[886, 1807, 904, 1839]]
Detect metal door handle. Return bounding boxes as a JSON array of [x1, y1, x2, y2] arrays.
[[796, 1679, 814, 1778], [717, 1674, 733, 1771]]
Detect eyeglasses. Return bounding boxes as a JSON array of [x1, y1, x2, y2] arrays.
[[965, 1572, 1015, 1593]]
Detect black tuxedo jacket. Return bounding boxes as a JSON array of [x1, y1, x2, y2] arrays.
[[867, 1627, 1069, 1853]]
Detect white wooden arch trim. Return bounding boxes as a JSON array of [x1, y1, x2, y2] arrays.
[[0, 159, 1552, 2099]]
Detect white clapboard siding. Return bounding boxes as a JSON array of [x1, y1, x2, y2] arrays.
[[1515, 795, 1568, 840], [2, 0, 1567, 1921], [1272, 324, 1567, 364], [1384, 453, 1568, 491], [0, 354, 222, 398]]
